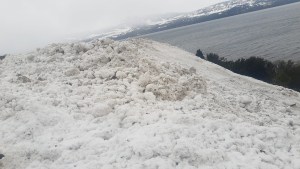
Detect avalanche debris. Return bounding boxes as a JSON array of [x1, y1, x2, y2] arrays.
[[0, 39, 299, 169]]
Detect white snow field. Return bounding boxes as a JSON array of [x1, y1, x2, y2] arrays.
[[0, 39, 300, 169]]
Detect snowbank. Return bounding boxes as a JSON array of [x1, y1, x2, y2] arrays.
[[0, 39, 299, 169]]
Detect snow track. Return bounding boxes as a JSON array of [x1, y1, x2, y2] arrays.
[[0, 39, 299, 169]]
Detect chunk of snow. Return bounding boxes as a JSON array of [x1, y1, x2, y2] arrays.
[[90, 103, 113, 118], [65, 67, 80, 77]]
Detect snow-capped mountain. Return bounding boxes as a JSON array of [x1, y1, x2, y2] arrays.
[[86, 0, 300, 41], [142, 0, 264, 26]]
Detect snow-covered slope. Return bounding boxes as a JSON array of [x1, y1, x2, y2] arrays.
[[0, 39, 300, 169]]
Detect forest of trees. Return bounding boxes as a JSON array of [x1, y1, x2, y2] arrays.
[[196, 49, 300, 92]]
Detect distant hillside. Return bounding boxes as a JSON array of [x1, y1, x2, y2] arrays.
[[87, 0, 300, 41]]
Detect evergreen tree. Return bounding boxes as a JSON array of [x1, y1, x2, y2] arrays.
[[196, 49, 204, 59]]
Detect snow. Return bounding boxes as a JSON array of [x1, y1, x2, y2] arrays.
[[0, 38, 300, 169], [86, 27, 133, 41]]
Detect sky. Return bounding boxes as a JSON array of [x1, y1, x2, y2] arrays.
[[0, 0, 225, 54]]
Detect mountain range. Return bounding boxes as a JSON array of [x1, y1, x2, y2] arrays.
[[86, 0, 300, 41]]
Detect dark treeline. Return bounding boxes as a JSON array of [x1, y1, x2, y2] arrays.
[[196, 49, 300, 92], [0, 54, 6, 60]]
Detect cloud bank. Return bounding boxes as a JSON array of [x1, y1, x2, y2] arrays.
[[0, 0, 225, 54]]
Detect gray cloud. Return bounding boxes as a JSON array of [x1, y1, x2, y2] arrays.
[[0, 0, 225, 54]]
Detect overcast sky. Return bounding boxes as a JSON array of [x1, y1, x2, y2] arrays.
[[0, 0, 226, 54]]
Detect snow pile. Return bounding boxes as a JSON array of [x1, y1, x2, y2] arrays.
[[0, 39, 300, 169]]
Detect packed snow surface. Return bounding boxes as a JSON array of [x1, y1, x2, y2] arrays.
[[0, 39, 300, 169]]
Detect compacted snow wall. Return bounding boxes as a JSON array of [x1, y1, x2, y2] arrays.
[[0, 39, 299, 169]]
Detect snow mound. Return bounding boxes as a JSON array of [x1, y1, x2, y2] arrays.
[[0, 39, 299, 169]]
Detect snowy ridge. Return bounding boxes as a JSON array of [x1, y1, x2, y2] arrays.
[[86, 27, 133, 40], [88, 0, 275, 40], [145, 0, 267, 26], [0, 39, 300, 169]]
